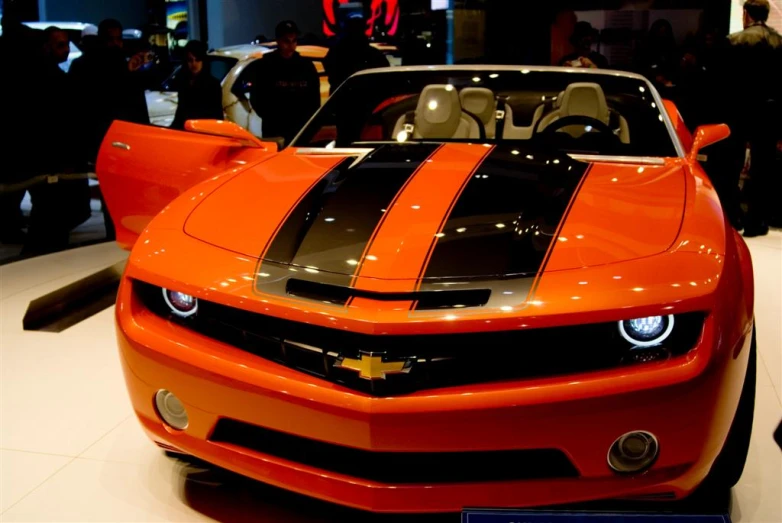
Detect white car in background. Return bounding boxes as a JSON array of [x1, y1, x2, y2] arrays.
[[145, 43, 331, 134]]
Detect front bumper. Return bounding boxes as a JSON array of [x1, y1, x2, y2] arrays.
[[116, 279, 751, 513]]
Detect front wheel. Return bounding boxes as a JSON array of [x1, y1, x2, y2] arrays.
[[703, 325, 756, 490]]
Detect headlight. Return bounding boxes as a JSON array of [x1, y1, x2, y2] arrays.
[[618, 315, 674, 347], [162, 288, 198, 317]]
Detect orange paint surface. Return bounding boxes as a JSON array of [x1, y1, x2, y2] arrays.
[[100, 111, 753, 512]]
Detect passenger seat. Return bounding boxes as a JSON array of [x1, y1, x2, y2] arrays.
[[393, 85, 483, 140], [460, 88, 497, 138]]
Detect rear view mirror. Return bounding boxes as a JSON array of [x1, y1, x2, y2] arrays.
[[185, 119, 277, 151], [689, 124, 730, 162]]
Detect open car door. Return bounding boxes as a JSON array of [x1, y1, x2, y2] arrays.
[[97, 120, 276, 250]]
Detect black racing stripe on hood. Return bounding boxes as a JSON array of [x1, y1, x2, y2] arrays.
[[257, 144, 440, 289], [420, 146, 590, 281]]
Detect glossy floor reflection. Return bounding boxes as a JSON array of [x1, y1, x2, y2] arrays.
[[1, 236, 780, 522]]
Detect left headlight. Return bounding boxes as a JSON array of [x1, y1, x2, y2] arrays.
[[618, 315, 674, 347], [162, 288, 198, 317]]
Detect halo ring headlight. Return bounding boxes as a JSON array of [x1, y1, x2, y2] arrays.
[[618, 315, 674, 347], [162, 288, 198, 318]]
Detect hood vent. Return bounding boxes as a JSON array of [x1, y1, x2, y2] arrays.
[[286, 278, 490, 309]]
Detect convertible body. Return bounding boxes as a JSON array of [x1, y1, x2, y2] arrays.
[[99, 66, 755, 513]]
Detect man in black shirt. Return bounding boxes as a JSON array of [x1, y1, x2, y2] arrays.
[[250, 21, 321, 145], [69, 19, 150, 163], [722, 0, 782, 237], [24, 27, 91, 255], [324, 16, 388, 95], [69, 18, 149, 241]]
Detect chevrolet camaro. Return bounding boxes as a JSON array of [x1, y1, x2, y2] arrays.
[[98, 66, 755, 513]]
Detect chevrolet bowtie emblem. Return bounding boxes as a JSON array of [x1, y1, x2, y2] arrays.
[[335, 352, 414, 381]]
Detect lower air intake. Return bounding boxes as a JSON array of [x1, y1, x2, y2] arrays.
[[209, 418, 579, 484]]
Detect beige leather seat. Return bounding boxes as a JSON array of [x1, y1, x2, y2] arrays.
[[537, 83, 610, 131], [460, 88, 497, 138], [536, 82, 630, 143], [459, 88, 548, 141], [501, 103, 547, 140], [393, 85, 482, 140]]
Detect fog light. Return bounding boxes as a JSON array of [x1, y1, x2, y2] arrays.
[[619, 315, 674, 347], [162, 288, 198, 317], [155, 389, 189, 430], [622, 346, 671, 365], [608, 431, 659, 473]]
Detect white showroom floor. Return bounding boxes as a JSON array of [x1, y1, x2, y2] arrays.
[[1, 235, 781, 522]]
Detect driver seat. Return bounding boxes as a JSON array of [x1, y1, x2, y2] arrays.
[[536, 82, 610, 135]]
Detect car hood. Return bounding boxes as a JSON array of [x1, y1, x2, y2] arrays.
[[184, 144, 686, 285]]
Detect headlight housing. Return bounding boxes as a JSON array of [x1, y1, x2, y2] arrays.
[[162, 288, 198, 317], [618, 315, 674, 347]]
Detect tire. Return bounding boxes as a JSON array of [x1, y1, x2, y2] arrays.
[[703, 325, 756, 489]]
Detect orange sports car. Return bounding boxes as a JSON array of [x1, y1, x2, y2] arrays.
[[98, 66, 756, 513]]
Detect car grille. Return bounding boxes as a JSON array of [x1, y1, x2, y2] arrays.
[[136, 281, 704, 396], [210, 418, 579, 484]]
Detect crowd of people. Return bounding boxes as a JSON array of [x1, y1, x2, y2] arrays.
[[0, 16, 150, 253], [0, 0, 779, 257], [0, 15, 388, 254], [557, 0, 781, 237]]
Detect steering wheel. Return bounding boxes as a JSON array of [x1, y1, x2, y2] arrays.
[[538, 115, 614, 138]]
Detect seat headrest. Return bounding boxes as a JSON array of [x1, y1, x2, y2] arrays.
[[415, 84, 462, 138], [558, 83, 610, 124], [459, 87, 495, 125]]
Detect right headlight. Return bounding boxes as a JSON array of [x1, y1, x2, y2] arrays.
[[618, 315, 675, 347]]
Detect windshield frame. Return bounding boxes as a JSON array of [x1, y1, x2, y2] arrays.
[[291, 66, 685, 159]]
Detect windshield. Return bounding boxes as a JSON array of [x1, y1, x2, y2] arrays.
[[293, 69, 678, 157]]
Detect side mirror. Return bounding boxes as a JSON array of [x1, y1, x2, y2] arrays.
[[688, 124, 730, 162], [184, 119, 277, 151], [662, 99, 693, 151]]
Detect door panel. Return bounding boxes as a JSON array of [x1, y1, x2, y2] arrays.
[[97, 120, 274, 250]]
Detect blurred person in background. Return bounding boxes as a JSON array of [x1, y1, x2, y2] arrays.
[[70, 18, 149, 241], [722, 0, 782, 236], [250, 20, 320, 145], [170, 40, 224, 130], [0, 11, 41, 243], [559, 21, 608, 69], [324, 16, 388, 95], [23, 27, 90, 255], [637, 19, 679, 96], [78, 23, 100, 56], [69, 18, 149, 163]]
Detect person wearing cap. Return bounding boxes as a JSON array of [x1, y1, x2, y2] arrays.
[[250, 20, 320, 144], [558, 21, 608, 69]]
